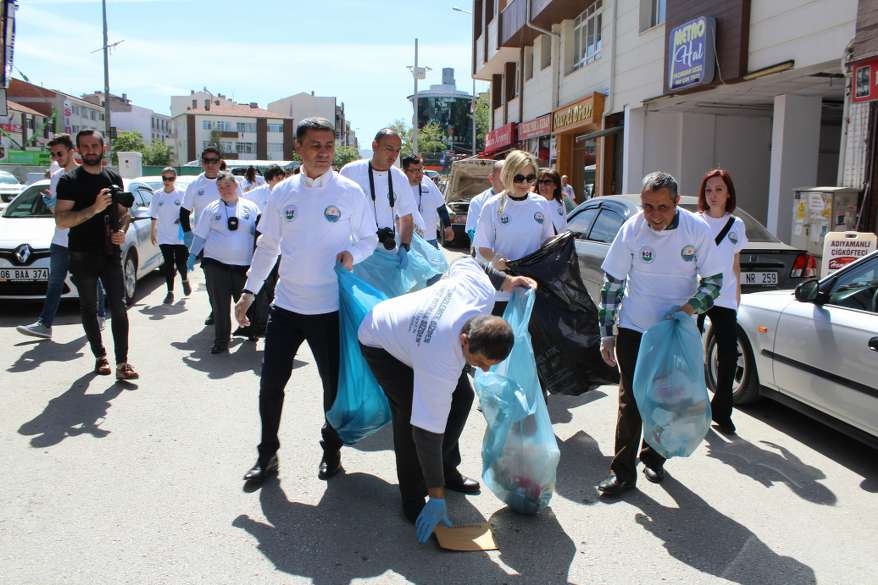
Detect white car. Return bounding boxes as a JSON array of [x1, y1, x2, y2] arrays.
[[0, 170, 24, 210], [705, 250, 878, 447], [0, 178, 164, 304]]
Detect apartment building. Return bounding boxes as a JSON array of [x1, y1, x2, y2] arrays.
[[82, 91, 173, 149], [8, 78, 106, 137], [268, 92, 357, 148], [473, 0, 859, 240]]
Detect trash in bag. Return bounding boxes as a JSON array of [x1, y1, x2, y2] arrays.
[[410, 232, 449, 280], [474, 288, 560, 515], [633, 312, 712, 459], [326, 265, 391, 445], [507, 232, 619, 395], [352, 235, 442, 298]]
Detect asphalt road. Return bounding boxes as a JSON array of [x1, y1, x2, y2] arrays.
[[1, 256, 876, 585]]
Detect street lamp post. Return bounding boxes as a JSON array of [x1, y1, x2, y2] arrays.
[[101, 0, 111, 148], [452, 6, 478, 155], [407, 38, 429, 154]]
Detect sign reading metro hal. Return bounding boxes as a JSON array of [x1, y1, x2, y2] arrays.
[[667, 16, 716, 91]]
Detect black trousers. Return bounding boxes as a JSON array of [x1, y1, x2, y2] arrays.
[[610, 327, 666, 482], [702, 305, 738, 425], [203, 259, 247, 346], [69, 251, 129, 364], [360, 344, 474, 509], [159, 244, 188, 291], [258, 306, 343, 461], [248, 260, 278, 335]]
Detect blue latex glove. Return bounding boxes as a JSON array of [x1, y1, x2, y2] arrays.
[[415, 497, 452, 543], [42, 194, 57, 211], [466, 229, 475, 243], [186, 253, 198, 272], [183, 230, 194, 248], [397, 245, 409, 269]]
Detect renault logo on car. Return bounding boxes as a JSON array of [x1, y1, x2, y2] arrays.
[[13, 244, 32, 265]]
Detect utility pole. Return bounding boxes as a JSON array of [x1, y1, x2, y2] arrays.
[[407, 38, 429, 154], [101, 0, 111, 150]]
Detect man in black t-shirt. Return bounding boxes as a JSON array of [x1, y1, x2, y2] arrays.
[[55, 130, 139, 381]]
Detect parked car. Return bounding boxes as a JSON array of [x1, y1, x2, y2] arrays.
[[441, 158, 495, 248], [705, 251, 878, 447], [0, 169, 24, 210], [0, 179, 163, 304], [567, 194, 817, 301]]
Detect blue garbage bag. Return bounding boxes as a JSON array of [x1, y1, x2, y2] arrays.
[[326, 265, 391, 445], [410, 232, 449, 280], [633, 312, 712, 459], [474, 289, 560, 514], [351, 236, 442, 298]]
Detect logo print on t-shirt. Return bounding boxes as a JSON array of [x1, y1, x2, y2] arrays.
[[213, 213, 222, 221], [499, 215, 509, 224], [324, 205, 341, 223], [640, 247, 655, 263], [728, 230, 738, 244], [242, 209, 250, 220], [534, 212, 545, 224], [681, 244, 696, 262], [174, 199, 181, 206], [284, 205, 297, 222], [158, 201, 164, 206], [198, 189, 205, 196]]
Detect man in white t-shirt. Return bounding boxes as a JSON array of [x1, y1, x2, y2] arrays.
[[340, 129, 416, 266], [560, 174, 576, 203], [465, 159, 504, 248], [241, 164, 286, 215], [358, 257, 535, 542], [234, 117, 378, 485], [401, 154, 453, 246], [596, 171, 724, 498]]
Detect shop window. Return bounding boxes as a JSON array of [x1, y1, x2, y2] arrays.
[[639, 0, 666, 32], [540, 35, 551, 70], [524, 46, 534, 81], [572, 0, 603, 72]]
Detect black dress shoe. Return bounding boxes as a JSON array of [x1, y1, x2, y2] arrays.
[[642, 465, 666, 484], [596, 474, 635, 498], [445, 474, 481, 494], [210, 342, 228, 354], [714, 419, 736, 435], [318, 450, 341, 480], [243, 455, 278, 482], [204, 313, 214, 326]]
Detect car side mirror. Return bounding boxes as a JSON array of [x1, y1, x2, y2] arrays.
[[794, 279, 826, 304]]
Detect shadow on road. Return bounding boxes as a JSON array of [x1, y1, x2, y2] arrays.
[[137, 298, 190, 321], [171, 328, 274, 379], [545, 389, 607, 425], [17, 372, 131, 447], [234, 473, 577, 585], [7, 334, 88, 373], [552, 430, 612, 506], [704, 430, 837, 505], [629, 476, 816, 585]]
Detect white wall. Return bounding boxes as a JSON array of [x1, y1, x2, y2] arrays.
[[610, 0, 666, 114], [521, 34, 554, 121], [749, 0, 857, 71], [112, 105, 153, 145]]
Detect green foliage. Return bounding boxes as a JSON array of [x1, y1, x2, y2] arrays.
[[142, 141, 172, 166], [110, 130, 145, 164], [416, 122, 447, 155], [388, 119, 414, 155], [333, 145, 360, 168], [474, 92, 490, 151]]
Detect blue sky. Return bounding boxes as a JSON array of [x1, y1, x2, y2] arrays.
[[13, 0, 486, 142]]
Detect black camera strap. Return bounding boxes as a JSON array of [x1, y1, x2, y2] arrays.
[[367, 162, 396, 236], [714, 216, 735, 246]]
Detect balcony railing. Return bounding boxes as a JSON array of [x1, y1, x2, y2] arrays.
[[530, 0, 587, 30], [500, 0, 539, 48]]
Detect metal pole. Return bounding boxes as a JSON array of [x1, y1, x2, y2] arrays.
[[101, 0, 111, 150], [412, 38, 419, 154], [471, 79, 477, 155]]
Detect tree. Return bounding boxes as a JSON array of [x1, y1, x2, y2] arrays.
[[142, 141, 172, 166], [333, 145, 360, 168], [417, 122, 447, 157], [110, 130, 145, 164], [388, 119, 414, 155], [474, 92, 490, 152]]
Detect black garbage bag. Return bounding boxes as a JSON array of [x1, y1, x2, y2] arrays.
[[507, 232, 619, 395]]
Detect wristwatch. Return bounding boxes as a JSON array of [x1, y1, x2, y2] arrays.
[[242, 289, 255, 297]]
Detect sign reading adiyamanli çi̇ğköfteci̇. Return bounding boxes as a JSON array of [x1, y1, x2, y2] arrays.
[[667, 16, 716, 91]]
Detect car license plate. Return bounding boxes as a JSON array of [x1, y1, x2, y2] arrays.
[[0, 268, 49, 282], [742, 271, 777, 286]]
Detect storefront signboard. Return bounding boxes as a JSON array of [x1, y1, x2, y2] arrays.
[[852, 57, 878, 103], [518, 114, 552, 140], [552, 94, 602, 134], [484, 123, 516, 154], [667, 16, 716, 91]]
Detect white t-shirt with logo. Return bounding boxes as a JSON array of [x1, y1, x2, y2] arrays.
[[244, 171, 379, 315], [358, 258, 495, 433], [149, 188, 185, 246], [49, 167, 70, 247], [193, 198, 261, 266], [339, 159, 416, 237], [601, 208, 725, 333], [465, 187, 495, 235], [242, 184, 271, 215], [544, 197, 567, 234], [411, 178, 445, 239], [701, 213, 748, 309], [181, 173, 220, 227]]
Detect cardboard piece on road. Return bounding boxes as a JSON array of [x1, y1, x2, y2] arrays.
[[433, 523, 497, 551]]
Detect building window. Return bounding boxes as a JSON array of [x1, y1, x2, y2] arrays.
[[236, 121, 256, 133], [202, 120, 213, 130], [216, 120, 229, 131], [90, 110, 97, 120], [236, 142, 254, 154], [540, 34, 551, 70], [267, 123, 283, 133], [524, 46, 534, 81], [572, 0, 603, 71], [639, 0, 666, 31], [268, 142, 283, 152]]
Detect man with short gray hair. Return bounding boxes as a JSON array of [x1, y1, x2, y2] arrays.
[[595, 171, 724, 498]]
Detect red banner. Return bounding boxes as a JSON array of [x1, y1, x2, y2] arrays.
[[852, 57, 878, 103], [484, 123, 516, 153]]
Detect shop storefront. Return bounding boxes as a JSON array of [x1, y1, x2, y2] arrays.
[[518, 114, 552, 167], [483, 122, 517, 159], [552, 93, 604, 202]]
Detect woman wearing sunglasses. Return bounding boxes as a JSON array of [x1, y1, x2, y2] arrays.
[[150, 167, 191, 305], [535, 167, 569, 234], [473, 149, 554, 315], [187, 171, 261, 354]]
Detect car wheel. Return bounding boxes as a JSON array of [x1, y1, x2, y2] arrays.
[[123, 250, 138, 306], [705, 325, 760, 405]]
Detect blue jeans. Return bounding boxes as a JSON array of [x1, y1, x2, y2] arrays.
[[38, 244, 105, 327]]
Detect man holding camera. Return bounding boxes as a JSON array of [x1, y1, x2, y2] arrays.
[[54, 130, 138, 381]]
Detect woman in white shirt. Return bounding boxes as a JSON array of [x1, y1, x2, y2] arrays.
[[697, 168, 748, 435], [535, 167, 568, 234]]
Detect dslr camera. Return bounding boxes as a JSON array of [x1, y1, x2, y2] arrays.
[[376, 227, 396, 250], [108, 184, 135, 208]]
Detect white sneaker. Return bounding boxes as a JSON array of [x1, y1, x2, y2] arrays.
[[17, 321, 52, 339], [98, 316, 106, 331]]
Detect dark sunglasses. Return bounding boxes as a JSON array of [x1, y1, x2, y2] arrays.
[[513, 174, 537, 183], [161, 176, 176, 182], [538, 178, 556, 185], [202, 158, 221, 164], [50, 151, 66, 158]]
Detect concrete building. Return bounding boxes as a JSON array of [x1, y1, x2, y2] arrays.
[[0, 99, 50, 151], [268, 91, 357, 148], [82, 91, 173, 149], [170, 89, 293, 164], [407, 67, 475, 154], [472, 0, 859, 241], [7, 78, 105, 138]]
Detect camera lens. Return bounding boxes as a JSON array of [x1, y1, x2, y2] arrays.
[[382, 238, 395, 250]]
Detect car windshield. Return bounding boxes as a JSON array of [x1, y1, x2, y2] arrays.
[[0, 174, 19, 185], [680, 203, 779, 243], [3, 184, 52, 218]]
